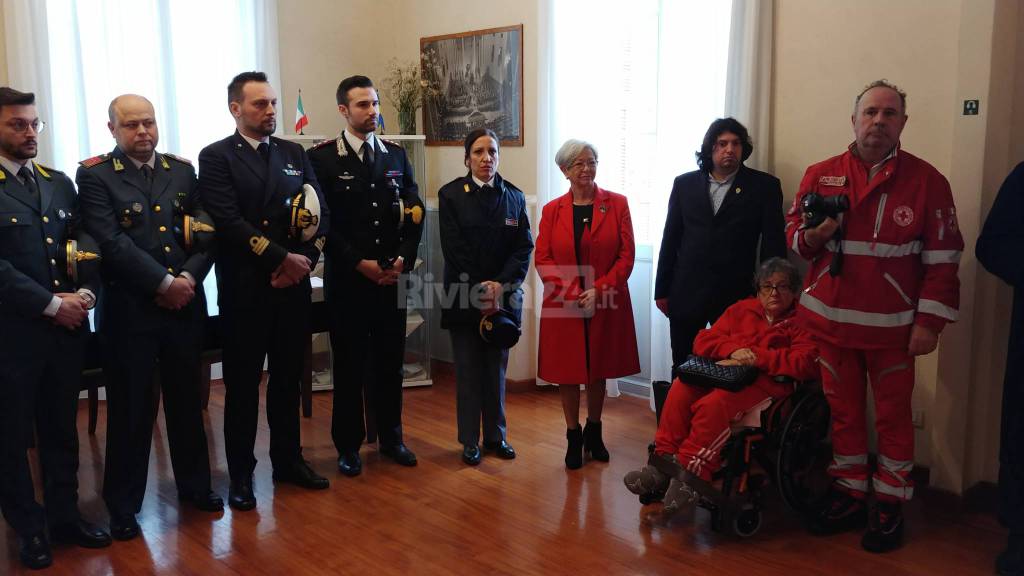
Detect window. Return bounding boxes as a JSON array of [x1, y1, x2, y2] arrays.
[[43, 0, 276, 173], [548, 0, 732, 246]]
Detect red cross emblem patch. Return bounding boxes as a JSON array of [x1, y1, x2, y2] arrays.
[[893, 205, 914, 227]]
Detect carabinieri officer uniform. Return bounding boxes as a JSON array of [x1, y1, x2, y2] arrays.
[[77, 146, 221, 537], [308, 130, 423, 472]]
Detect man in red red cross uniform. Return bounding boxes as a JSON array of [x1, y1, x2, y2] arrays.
[[785, 80, 962, 553]]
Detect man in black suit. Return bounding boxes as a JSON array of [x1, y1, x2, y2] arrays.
[[77, 94, 223, 541], [0, 87, 111, 570], [198, 72, 330, 511], [655, 117, 786, 366], [307, 75, 423, 476]]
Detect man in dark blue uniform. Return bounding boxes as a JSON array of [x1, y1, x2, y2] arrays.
[[199, 72, 330, 511], [307, 75, 423, 476], [77, 94, 223, 541], [0, 87, 111, 570], [977, 161, 1024, 576]]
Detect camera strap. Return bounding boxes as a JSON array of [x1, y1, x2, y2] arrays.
[[829, 221, 844, 276]]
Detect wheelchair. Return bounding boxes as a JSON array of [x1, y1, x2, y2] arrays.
[[638, 376, 832, 538]]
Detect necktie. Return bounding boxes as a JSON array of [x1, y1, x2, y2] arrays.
[[18, 166, 37, 194], [140, 164, 153, 185], [257, 142, 270, 163], [361, 141, 374, 171]]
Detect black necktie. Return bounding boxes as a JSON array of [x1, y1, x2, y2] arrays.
[[257, 142, 270, 163], [140, 164, 153, 186], [18, 166, 37, 194], [361, 141, 374, 171]]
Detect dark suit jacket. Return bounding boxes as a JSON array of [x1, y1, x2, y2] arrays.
[[654, 165, 786, 322], [0, 161, 95, 342], [437, 173, 533, 328], [307, 134, 422, 299], [198, 132, 328, 312], [77, 147, 212, 333]]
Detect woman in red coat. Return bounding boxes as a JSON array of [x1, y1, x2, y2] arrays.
[[623, 257, 819, 513], [536, 139, 640, 469]]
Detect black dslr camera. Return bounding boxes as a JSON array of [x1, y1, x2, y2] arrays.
[[801, 192, 849, 228]]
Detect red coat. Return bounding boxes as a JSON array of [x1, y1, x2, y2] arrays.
[[693, 297, 820, 388], [785, 145, 963, 349], [536, 187, 640, 384]]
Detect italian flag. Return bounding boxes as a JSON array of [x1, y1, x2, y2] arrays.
[[295, 90, 309, 134]]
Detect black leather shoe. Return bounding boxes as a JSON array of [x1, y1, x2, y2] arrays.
[[19, 533, 52, 570], [228, 477, 257, 511], [51, 519, 112, 548], [338, 452, 363, 477], [273, 459, 330, 490], [380, 443, 418, 467], [109, 514, 140, 541], [483, 440, 516, 460], [462, 444, 482, 466], [180, 489, 225, 512]]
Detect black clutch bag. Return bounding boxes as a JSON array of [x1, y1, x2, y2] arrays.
[[676, 355, 758, 392]]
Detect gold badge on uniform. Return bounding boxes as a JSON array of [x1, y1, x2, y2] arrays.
[[113, 158, 125, 172]]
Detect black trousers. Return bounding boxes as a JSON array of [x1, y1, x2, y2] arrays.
[[669, 313, 718, 369], [0, 324, 86, 537], [1001, 352, 1024, 533], [328, 281, 406, 453], [101, 305, 212, 517], [221, 288, 309, 480]]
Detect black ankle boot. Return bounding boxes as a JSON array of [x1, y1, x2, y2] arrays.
[[583, 419, 610, 462], [565, 426, 584, 469]]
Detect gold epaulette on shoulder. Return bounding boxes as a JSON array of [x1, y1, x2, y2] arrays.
[[310, 138, 336, 150], [79, 154, 110, 168], [163, 152, 193, 166]]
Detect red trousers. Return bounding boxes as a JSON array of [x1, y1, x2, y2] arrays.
[[817, 341, 915, 502], [654, 377, 789, 481]]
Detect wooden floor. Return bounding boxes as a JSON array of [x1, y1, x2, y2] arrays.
[[1, 364, 1007, 575]]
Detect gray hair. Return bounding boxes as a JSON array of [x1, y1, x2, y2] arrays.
[[853, 79, 907, 115], [554, 139, 598, 170], [754, 257, 802, 294]]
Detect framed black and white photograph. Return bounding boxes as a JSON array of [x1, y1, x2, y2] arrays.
[[420, 25, 524, 147]]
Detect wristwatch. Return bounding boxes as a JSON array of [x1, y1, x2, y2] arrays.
[[77, 290, 96, 310]]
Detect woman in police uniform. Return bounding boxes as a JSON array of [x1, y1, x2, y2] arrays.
[[438, 128, 534, 466]]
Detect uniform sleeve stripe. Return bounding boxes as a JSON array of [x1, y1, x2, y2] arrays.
[[921, 250, 962, 264], [918, 298, 958, 321]]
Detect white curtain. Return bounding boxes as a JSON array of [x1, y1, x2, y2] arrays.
[[540, 0, 734, 397], [724, 0, 774, 171], [3, 0, 280, 176]]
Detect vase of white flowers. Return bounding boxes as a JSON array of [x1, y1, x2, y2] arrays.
[[382, 58, 437, 135]]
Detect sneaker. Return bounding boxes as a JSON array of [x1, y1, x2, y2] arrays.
[[806, 488, 868, 535], [861, 500, 904, 553], [623, 464, 669, 496], [662, 478, 699, 515]]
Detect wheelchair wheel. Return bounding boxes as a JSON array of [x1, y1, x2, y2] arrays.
[[732, 505, 762, 538], [776, 389, 832, 516]]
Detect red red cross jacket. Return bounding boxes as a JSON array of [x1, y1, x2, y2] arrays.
[[785, 144, 963, 349]]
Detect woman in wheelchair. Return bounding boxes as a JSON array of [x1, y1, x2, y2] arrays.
[[624, 257, 819, 516]]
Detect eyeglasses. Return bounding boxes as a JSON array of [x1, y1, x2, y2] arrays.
[[758, 282, 793, 296], [570, 159, 598, 170], [5, 119, 45, 134]]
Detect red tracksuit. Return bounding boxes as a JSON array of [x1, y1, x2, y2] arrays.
[[654, 298, 819, 481], [785, 144, 962, 501]]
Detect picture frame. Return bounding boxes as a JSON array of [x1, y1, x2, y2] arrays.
[[420, 24, 524, 147]]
